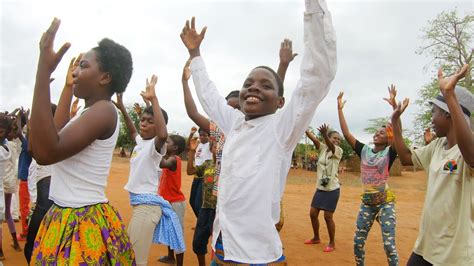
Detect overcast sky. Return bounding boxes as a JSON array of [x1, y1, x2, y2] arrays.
[[1, 0, 472, 143]]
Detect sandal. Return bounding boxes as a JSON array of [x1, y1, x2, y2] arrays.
[[158, 255, 176, 264], [303, 239, 321, 244], [323, 246, 336, 252]]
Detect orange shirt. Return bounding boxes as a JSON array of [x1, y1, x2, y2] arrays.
[[159, 156, 186, 202]]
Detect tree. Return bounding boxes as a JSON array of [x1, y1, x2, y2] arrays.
[[415, 9, 473, 141]]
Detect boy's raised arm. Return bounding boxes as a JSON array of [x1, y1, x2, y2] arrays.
[[277, 38, 297, 82], [140, 75, 168, 152], [182, 59, 210, 133], [277, 0, 337, 150], [181, 17, 239, 135]]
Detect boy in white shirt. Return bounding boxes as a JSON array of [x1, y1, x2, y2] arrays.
[[115, 75, 185, 266], [179, 0, 337, 263]]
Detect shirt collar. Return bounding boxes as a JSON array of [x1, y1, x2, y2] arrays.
[[233, 113, 275, 130]]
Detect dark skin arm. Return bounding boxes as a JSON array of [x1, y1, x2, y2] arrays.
[[305, 129, 320, 150], [277, 38, 297, 82], [438, 64, 474, 166], [186, 130, 199, 175], [160, 155, 177, 171], [182, 59, 210, 133], [140, 74, 168, 152], [30, 18, 118, 165], [113, 93, 138, 141], [318, 123, 336, 155], [54, 54, 82, 130], [391, 99, 412, 165], [337, 92, 356, 149]]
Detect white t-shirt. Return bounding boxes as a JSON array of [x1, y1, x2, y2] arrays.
[[124, 135, 166, 194], [49, 108, 120, 208], [0, 145, 10, 219], [194, 142, 212, 167], [29, 159, 52, 183], [411, 137, 473, 266], [3, 139, 21, 193]]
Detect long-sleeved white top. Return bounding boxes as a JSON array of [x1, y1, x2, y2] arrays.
[[190, 0, 337, 263]]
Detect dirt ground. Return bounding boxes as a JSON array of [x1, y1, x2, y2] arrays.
[[2, 155, 427, 265]]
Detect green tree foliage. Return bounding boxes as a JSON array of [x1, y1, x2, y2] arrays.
[[415, 9, 473, 141]]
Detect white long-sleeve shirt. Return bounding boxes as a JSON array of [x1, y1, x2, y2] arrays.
[[190, 0, 337, 263]]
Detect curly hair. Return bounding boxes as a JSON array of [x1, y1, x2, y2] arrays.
[[93, 38, 133, 94], [169, 134, 186, 155], [0, 113, 12, 137]]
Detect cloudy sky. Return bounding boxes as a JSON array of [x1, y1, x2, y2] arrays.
[[1, 0, 471, 143]]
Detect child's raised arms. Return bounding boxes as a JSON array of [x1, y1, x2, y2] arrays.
[[390, 98, 412, 165], [140, 75, 168, 152], [113, 93, 138, 141], [437, 64, 473, 166], [318, 123, 337, 155], [305, 129, 321, 150], [277, 38, 298, 82], [337, 92, 356, 149], [182, 59, 210, 133], [186, 127, 199, 175], [30, 18, 120, 165], [54, 54, 82, 130], [180, 17, 207, 59]]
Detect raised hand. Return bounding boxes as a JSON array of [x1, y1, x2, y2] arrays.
[[188, 137, 199, 151], [383, 84, 398, 110], [180, 17, 207, 56], [391, 98, 410, 120], [438, 64, 469, 95], [317, 123, 330, 136], [65, 54, 83, 87], [141, 95, 151, 107], [423, 128, 436, 145], [38, 18, 71, 73], [70, 97, 82, 118], [112, 93, 125, 109], [279, 38, 298, 65], [182, 59, 192, 81], [337, 92, 346, 110], [190, 126, 197, 135], [133, 103, 142, 116], [140, 75, 158, 101]]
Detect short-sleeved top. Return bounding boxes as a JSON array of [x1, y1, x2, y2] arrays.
[[210, 121, 225, 196], [159, 156, 186, 203], [124, 135, 166, 195], [196, 160, 217, 209], [194, 142, 212, 167], [18, 137, 32, 181], [411, 137, 473, 265], [354, 140, 397, 193], [0, 145, 11, 179], [316, 142, 342, 191]]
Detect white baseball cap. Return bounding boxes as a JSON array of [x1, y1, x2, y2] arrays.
[[429, 86, 473, 128]]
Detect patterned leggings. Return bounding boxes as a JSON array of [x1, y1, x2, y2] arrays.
[[354, 201, 398, 266]]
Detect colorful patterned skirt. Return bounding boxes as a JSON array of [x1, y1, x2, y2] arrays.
[[31, 202, 135, 265]]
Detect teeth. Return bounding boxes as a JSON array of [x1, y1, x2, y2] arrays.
[[247, 96, 259, 101]]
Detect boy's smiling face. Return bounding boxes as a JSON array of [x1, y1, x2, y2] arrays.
[[240, 68, 284, 120]]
